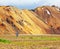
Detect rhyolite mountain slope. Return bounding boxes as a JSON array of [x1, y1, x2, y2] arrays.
[[35, 6, 60, 34], [0, 6, 60, 35]]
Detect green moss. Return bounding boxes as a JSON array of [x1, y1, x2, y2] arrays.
[[17, 35, 60, 41], [0, 38, 11, 43]]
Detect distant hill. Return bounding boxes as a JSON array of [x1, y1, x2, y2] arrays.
[[0, 6, 60, 35]]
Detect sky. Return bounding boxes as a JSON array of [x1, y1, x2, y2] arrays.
[[0, 0, 60, 9]]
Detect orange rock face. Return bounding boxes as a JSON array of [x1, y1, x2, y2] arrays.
[[35, 6, 60, 34], [0, 6, 60, 35]]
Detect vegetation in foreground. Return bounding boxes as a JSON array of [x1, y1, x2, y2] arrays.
[[0, 35, 60, 49], [0, 38, 11, 43]]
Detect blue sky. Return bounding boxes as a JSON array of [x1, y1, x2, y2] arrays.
[[0, 0, 60, 9]]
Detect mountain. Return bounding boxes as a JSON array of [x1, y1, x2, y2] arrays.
[[35, 6, 60, 34], [0, 6, 60, 35]]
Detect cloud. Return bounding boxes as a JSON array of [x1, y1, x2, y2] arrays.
[[44, 0, 60, 6], [0, 0, 41, 5], [0, 0, 42, 9], [0, 0, 60, 9]]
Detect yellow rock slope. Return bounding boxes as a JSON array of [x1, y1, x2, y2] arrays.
[[0, 6, 55, 35]]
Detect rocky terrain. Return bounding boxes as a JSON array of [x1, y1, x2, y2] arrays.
[[0, 6, 60, 34]]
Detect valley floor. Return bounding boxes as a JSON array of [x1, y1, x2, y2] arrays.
[[0, 35, 60, 49]]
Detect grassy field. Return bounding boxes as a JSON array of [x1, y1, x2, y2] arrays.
[[0, 35, 60, 49]]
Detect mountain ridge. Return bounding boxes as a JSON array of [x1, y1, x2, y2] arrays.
[[0, 6, 60, 35]]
